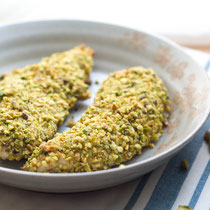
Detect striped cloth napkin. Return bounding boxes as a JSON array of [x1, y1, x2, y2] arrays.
[[0, 48, 209, 210]]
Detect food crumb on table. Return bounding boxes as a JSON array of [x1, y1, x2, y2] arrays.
[[204, 130, 210, 153], [177, 205, 193, 210], [180, 160, 189, 170]]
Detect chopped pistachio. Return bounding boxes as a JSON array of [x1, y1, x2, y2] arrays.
[[177, 205, 192, 210], [22, 113, 29, 120], [204, 130, 210, 154], [119, 164, 125, 168], [85, 79, 92, 85], [117, 146, 123, 153], [152, 134, 159, 141], [67, 120, 76, 128], [83, 129, 88, 135], [134, 144, 142, 150], [181, 160, 189, 170], [137, 125, 143, 132], [116, 155, 122, 162], [116, 91, 122, 96]]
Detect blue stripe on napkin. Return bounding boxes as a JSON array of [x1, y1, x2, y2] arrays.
[[144, 117, 210, 210], [124, 172, 152, 210], [205, 58, 210, 71], [188, 160, 210, 208]]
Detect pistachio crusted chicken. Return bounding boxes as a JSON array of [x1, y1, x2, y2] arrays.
[[23, 66, 170, 173], [0, 46, 94, 160]]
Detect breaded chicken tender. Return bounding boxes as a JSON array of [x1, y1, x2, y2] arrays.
[[0, 46, 94, 160], [23, 67, 170, 172]]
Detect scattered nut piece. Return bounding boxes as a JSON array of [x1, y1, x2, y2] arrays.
[[85, 79, 92, 85], [180, 160, 189, 170], [204, 130, 210, 154]]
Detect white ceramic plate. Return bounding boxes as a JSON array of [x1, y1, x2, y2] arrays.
[[0, 20, 209, 192]]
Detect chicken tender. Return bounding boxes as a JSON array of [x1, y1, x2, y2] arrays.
[[0, 46, 94, 160], [23, 66, 170, 172]]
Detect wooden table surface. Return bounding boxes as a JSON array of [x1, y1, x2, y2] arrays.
[[183, 45, 210, 53]]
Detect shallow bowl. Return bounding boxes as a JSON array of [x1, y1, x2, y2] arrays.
[[0, 20, 209, 192]]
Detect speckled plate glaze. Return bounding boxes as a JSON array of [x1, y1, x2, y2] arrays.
[[0, 20, 209, 193]]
